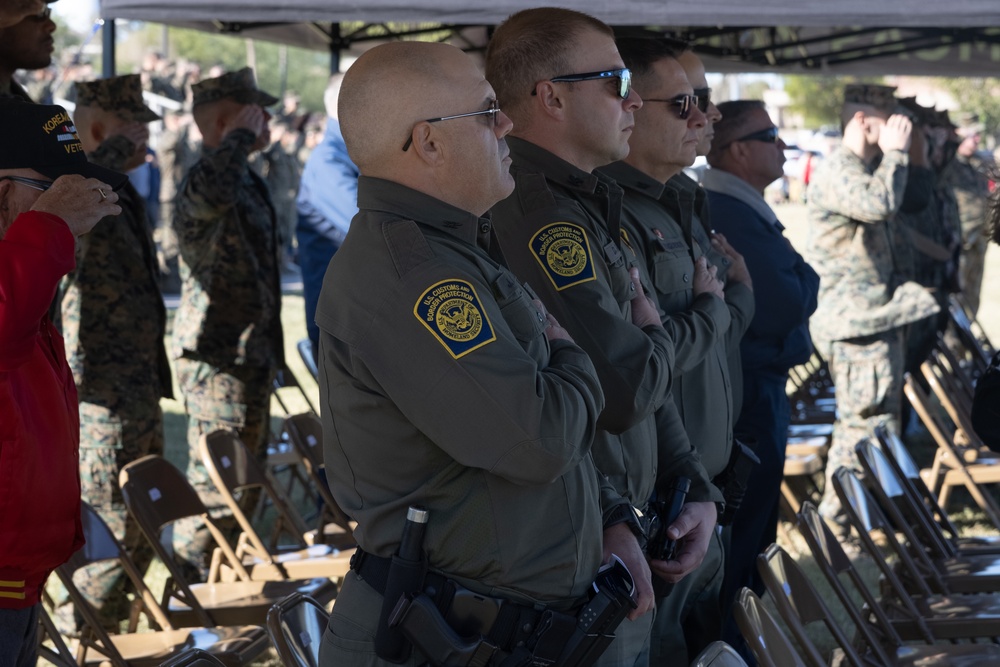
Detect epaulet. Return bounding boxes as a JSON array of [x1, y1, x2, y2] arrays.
[[382, 218, 435, 277], [515, 170, 559, 214]]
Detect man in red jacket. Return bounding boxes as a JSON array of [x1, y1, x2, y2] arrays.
[[0, 98, 124, 666]]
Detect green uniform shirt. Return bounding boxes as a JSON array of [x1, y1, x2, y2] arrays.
[[490, 137, 717, 506], [60, 134, 172, 409], [172, 129, 284, 370], [317, 176, 612, 607], [603, 161, 753, 478]]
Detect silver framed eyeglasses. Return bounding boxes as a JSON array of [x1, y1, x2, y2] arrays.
[[0, 176, 53, 191], [402, 100, 501, 152]]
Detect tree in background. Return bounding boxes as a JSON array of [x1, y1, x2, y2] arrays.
[[784, 74, 884, 129], [937, 77, 1000, 143]]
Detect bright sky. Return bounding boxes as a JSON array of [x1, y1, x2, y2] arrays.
[[53, 0, 99, 32]]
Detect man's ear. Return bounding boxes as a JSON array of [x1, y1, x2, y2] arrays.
[[533, 82, 566, 121], [410, 123, 445, 166]]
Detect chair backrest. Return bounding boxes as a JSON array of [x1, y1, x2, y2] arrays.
[[832, 468, 940, 643], [756, 544, 865, 667], [948, 297, 993, 370], [689, 641, 749, 667], [297, 338, 319, 380], [732, 588, 809, 667], [794, 502, 908, 652], [200, 429, 311, 561], [873, 422, 963, 549], [120, 455, 253, 626], [36, 603, 79, 667], [923, 352, 980, 445], [283, 413, 355, 535], [54, 504, 176, 665], [158, 648, 228, 667], [266, 592, 330, 667], [903, 374, 1000, 529], [855, 439, 954, 562]]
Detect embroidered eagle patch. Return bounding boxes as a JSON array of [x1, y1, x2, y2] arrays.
[[529, 222, 596, 290], [414, 280, 496, 359]]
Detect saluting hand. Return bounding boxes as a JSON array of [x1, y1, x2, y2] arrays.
[[31, 175, 122, 237], [223, 104, 266, 140], [878, 113, 913, 154]]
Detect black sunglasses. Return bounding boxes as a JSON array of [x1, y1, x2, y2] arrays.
[[693, 87, 711, 114], [0, 175, 53, 191], [734, 126, 780, 144], [533, 68, 632, 100], [30, 6, 52, 20], [642, 94, 700, 120], [402, 100, 501, 152]]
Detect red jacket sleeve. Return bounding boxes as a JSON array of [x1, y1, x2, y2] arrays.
[[0, 211, 75, 371]]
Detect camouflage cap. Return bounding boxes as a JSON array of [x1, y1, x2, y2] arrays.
[[191, 67, 279, 109], [843, 83, 897, 114], [955, 112, 985, 136], [74, 74, 160, 122]]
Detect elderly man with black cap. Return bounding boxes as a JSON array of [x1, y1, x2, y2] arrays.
[[805, 84, 939, 531], [0, 98, 123, 666], [171, 67, 284, 569], [49, 73, 174, 632]]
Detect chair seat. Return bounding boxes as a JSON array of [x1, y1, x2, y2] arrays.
[[82, 625, 268, 667], [241, 546, 354, 581], [896, 642, 1000, 666], [784, 453, 822, 476], [167, 578, 338, 628], [787, 423, 833, 439], [884, 592, 1000, 640]]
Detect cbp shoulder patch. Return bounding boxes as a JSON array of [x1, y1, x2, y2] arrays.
[[414, 280, 497, 359], [529, 222, 597, 291]]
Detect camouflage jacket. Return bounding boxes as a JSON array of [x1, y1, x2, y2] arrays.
[[895, 166, 961, 294], [60, 135, 173, 408], [940, 153, 991, 240], [172, 129, 284, 370], [805, 146, 938, 349]]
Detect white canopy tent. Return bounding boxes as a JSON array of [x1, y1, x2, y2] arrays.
[[98, 0, 1000, 75]]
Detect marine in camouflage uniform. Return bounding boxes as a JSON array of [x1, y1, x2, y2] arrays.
[[58, 74, 172, 626], [172, 68, 284, 568], [155, 111, 199, 294], [255, 120, 300, 261], [941, 120, 992, 316], [805, 84, 939, 526], [893, 103, 962, 375]]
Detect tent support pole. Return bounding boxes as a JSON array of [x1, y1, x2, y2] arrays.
[[331, 21, 341, 73], [102, 18, 116, 77]]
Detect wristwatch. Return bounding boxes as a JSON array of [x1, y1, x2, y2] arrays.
[[603, 503, 645, 540]]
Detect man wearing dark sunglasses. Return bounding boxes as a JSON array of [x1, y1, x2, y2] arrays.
[[0, 0, 56, 101], [704, 100, 820, 662], [601, 37, 755, 666], [488, 11, 726, 667]]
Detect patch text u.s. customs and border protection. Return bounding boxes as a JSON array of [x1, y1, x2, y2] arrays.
[[414, 279, 497, 359], [530, 222, 596, 291]]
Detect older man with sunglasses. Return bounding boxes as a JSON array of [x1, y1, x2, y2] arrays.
[[487, 11, 725, 667], [598, 38, 755, 665], [703, 100, 820, 662], [317, 40, 625, 667]]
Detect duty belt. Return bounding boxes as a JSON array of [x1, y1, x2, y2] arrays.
[[350, 548, 552, 656]]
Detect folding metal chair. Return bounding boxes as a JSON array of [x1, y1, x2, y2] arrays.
[[266, 592, 329, 667], [119, 455, 338, 629], [200, 430, 353, 581], [158, 648, 228, 667], [732, 588, 810, 667], [689, 641, 748, 667], [903, 373, 1000, 529], [832, 467, 1000, 641], [53, 503, 268, 666]]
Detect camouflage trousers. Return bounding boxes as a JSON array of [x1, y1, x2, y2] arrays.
[[52, 400, 163, 632], [818, 331, 904, 527], [174, 358, 274, 573], [960, 231, 989, 316]]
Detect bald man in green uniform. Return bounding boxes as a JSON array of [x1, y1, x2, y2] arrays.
[[317, 40, 636, 667]]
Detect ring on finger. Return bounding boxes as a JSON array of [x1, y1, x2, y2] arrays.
[[97, 188, 108, 200]]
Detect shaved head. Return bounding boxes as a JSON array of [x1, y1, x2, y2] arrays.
[[340, 42, 470, 173]]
